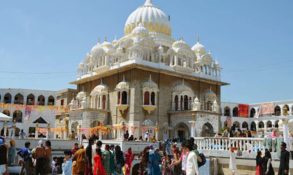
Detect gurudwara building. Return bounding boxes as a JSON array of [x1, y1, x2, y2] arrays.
[[69, 0, 227, 140]]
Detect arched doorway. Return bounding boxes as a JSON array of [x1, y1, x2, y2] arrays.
[[201, 122, 214, 137], [242, 122, 249, 130], [14, 93, 24, 104], [250, 122, 256, 131], [233, 121, 240, 129], [174, 122, 189, 142], [283, 105, 289, 116], [258, 121, 264, 128], [26, 94, 35, 105], [4, 93, 12, 104], [250, 108, 256, 118], [37, 95, 45, 105], [48, 96, 55, 105], [274, 106, 281, 116], [233, 107, 239, 117], [224, 106, 230, 116]]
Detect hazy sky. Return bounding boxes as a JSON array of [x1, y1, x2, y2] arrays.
[[1, 0, 292, 103]]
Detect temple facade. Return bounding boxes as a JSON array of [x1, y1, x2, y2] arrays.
[[69, 0, 227, 140]]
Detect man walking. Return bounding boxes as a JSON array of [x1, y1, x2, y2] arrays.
[[279, 142, 290, 175]]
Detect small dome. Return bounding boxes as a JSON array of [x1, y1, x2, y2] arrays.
[[76, 91, 86, 100], [91, 45, 105, 58], [124, 0, 171, 36], [116, 80, 130, 90], [172, 39, 190, 50], [91, 84, 108, 96], [132, 23, 149, 37], [143, 76, 158, 91], [192, 42, 206, 54], [101, 41, 114, 53], [173, 82, 194, 96]]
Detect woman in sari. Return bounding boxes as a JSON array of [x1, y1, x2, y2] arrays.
[[125, 147, 134, 175], [255, 150, 263, 175], [93, 148, 106, 175]]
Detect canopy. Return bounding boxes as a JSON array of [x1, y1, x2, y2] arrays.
[[0, 112, 12, 121]]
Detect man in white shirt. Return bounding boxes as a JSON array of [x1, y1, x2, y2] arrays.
[[182, 140, 199, 175]]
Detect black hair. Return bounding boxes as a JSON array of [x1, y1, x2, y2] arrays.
[[96, 140, 103, 147], [25, 142, 30, 148], [45, 140, 51, 147]]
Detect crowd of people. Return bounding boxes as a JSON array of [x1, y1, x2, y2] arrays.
[[254, 142, 290, 175]]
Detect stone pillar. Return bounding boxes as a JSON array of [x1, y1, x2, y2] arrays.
[[189, 121, 196, 138], [174, 56, 178, 66], [35, 123, 39, 139], [282, 119, 289, 144], [263, 120, 267, 134], [255, 121, 259, 132], [3, 121, 7, 138]]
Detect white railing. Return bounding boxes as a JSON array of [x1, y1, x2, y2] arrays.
[[194, 137, 265, 152]]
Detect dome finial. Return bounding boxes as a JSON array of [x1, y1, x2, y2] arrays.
[[144, 0, 153, 6], [196, 34, 200, 43]]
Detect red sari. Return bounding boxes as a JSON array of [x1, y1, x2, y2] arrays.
[[125, 150, 134, 175], [93, 154, 106, 175]]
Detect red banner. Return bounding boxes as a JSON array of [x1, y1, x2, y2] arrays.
[[259, 103, 274, 115], [238, 104, 249, 117]]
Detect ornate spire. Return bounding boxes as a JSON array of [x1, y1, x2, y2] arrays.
[[144, 0, 153, 6]]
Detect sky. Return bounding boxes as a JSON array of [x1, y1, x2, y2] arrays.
[[0, 0, 293, 103]]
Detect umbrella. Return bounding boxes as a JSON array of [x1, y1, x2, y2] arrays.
[[0, 112, 12, 121]]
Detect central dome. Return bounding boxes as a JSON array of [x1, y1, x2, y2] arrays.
[[124, 0, 171, 36]]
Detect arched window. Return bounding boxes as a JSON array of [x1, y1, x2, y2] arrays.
[[37, 95, 45, 105], [151, 92, 155, 105], [48, 96, 55, 105], [233, 121, 240, 129], [275, 120, 279, 128], [144, 91, 150, 105], [274, 106, 281, 116], [14, 93, 24, 104], [13, 110, 23, 123], [224, 107, 230, 116], [250, 122, 256, 131], [117, 92, 121, 104], [102, 95, 106, 110], [175, 95, 179, 111], [258, 121, 264, 128], [184, 95, 188, 110], [121, 91, 127, 104], [250, 108, 256, 118], [267, 121, 272, 128], [242, 122, 249, 130], [233, 107, 239, 117], [4, 93, 12, 104], [2, 110, 10, 116], [26, 94, 35, 105], [283, 105, 289, 116]]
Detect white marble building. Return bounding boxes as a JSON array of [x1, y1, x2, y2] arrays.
[[221, 101, 293, 135], [0, 88, 57, 138], [69, 0, 227, 141]]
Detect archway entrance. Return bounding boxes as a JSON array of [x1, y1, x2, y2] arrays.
[[174, 122, 189, 142], [201, 122, 214, 137]]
